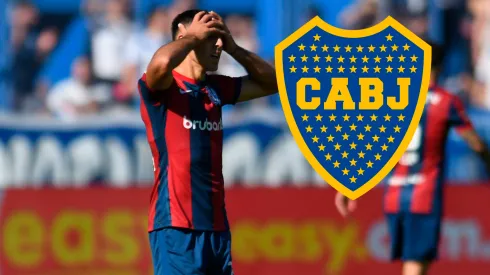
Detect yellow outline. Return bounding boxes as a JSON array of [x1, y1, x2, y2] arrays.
[[275, 16, 431, 200]]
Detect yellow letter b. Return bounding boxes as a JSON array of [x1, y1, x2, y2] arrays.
[[359, 78, 383, 110]]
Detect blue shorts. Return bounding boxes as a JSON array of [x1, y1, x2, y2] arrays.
[[385, 213, 441, 262], [149, 227, 233, 275]]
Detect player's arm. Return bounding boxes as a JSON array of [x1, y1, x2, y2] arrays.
[[450, 95, 490, 172], [145, 11, 226, 91], [209, 12, 277, 102]]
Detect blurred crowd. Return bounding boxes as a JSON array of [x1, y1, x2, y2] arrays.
[[4, 0, 490, 121]]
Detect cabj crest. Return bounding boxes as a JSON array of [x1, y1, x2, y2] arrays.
[[275, 16, 431, 199]]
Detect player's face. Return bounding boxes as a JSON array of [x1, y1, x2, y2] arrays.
[[195, 36, 223, 72]]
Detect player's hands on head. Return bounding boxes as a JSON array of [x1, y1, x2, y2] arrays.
[[208, 11, 238, 54], [178, 11, 227, 42], [335, 191, 357, 218]]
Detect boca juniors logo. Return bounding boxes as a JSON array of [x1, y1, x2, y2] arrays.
[[275, 16, 431, 199]]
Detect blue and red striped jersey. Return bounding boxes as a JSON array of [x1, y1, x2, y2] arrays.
[[384, 85, 473, 215], [138, 70, 242, 232]]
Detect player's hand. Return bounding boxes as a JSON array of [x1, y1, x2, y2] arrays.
[[335, 191, 357, 218], [208, 11, 238, 54], [179, 11, 227, 42]]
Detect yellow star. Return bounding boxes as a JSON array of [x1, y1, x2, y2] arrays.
[[388, 136, 395, 143], [312, 136, 319, 143], [374, 66, 381, 73], [301, 55, 308, 62], [368, 45, 376, 52], [357, 133, 365, 140], [365, 143, 373, 150], [326, 66, 333, 73], [374, 153, 381, 160], [362, 56, 369, 63], [329, 114, 336, 121], [372, 135, 380, 142], [342, 133, 349, 140], [398, 66, 405, 73], [357, 168, 365, 175], [364, 125, 372, 132], [338, 66, 345, 73], [386, 55, 394, 62], [398, 114, 405, 121], [333, 161, 340, 168], [379, 45, 387, 52], [320, 125, 327, 132], [349, 123, 357, 131], [306, 125, 313, 132], [386, 34, 393, 41], [362, 66, 369, 73], [313, 55, 320, 62], [386, 66, 393, 73], [345, 45, 352, 52], [322, 44, 329, 52], [302, 66, 309, 73], [358, 151, 365, 158], [350, 159, 357, 166], [357, 114, 364, 121], [314, 66, 321, 73], [290, 66, 297, 73], [335, 124, 342, 132], [310, 44, 317, 51], [350, 56, 357, 63], [366, 161, 374, 168], [350, 66, 357, 73], [327, 135, 334, 142], [391, 44, 399, 51], [318, 144, 326, 151], [384, 114, 391, 121], [398, 55, 406, 62], [342, 168, 349, 175], [349, 176, 357, 183], [337, 56, 345, 63], [379, 125, 386, 133], [370, 114, 377, 121], [403, 43, 410, 51], [374, 56, 381, 63], [381, 144, 388, 151], [343, 114, 350, 121], [410, 55, 418, 62], [298, 44, 305, 51], [333, 45, 341, 52], [357, 45, 364, 52], [315, 114, 323, 121], [394, 125, 401, 133], [349, 142, 357, 150], [288, 54, 296, 62], [410, 66, 417, 73], [325, 153, 332, 160], [341, 151, 349, 158], [313, 34, 321, 41], [325, 55, 333, 62], [334, 143, 341, 150], [302, 114, 309, 121]]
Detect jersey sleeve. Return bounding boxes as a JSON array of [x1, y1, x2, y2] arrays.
[[208, 74, 243, 106], [138, 73, 171, 105], [448, 95, 474, 133]]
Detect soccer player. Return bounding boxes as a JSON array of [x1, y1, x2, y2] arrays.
[[334, 42, 490, 275], [138, 9, 277, 275]]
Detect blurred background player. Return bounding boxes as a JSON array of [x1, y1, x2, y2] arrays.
[[335, 41, 490, 275], [140, 9, 277, 275]]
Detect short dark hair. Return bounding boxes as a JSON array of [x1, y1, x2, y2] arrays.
[[171, 9, 207, 40], [427, 40, 444, 70]]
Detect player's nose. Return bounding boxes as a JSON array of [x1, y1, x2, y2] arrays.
[[215, 37, 223, 49]]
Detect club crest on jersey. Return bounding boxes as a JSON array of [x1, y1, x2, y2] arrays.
[[275, 16, 431, 199]]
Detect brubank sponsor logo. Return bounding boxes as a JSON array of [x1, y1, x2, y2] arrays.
[[183, 116, 223, 131]]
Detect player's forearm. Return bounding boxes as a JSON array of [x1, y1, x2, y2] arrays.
[[230, 46, 278, 95], [146, 36, 200, 88]]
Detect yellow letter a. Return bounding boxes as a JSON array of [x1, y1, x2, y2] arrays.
[[323, 78, 355, 110]]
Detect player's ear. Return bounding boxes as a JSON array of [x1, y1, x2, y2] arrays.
[[177, 23, 187, 39]]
